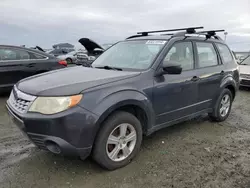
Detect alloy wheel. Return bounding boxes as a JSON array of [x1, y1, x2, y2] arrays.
[[106, 123, 137, 162], [219, 94, 231, 117]]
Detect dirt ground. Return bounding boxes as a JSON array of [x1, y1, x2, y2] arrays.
[[1, 89, 250, 188]]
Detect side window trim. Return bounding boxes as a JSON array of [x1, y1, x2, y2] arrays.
[[212, 42, 223, 65], [194, 41, 220, 69], [192, 41, 199, 69], [161, 40, 195, 72]]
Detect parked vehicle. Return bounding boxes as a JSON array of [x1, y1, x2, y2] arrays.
[[0, 45, 67, 92], [6, 27, 239, 170], [57, 51, 77, 64], [76, 38, 105, 66], [48, 48, 74, 57], [239, 55, 250, 87]]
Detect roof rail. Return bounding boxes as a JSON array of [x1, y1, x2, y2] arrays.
[[126, 34, 149, 39], [160, 33, 174, 36], [137, 26, 204, 35]]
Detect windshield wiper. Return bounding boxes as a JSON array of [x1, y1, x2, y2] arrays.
[[95, 65, 123, 71]]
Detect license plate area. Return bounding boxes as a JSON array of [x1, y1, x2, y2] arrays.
[[7, 107, 27, 137]]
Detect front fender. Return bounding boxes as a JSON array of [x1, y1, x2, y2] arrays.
[[77, 89, 154, 147], [93, 90, 155, 131]]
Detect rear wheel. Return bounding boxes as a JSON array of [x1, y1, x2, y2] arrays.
[[92, 111, 142, 170], [66, 58, 72, 64], [209, 88, 233, 122]]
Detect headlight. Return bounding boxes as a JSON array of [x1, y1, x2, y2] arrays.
[[28, 95, 82, 114]]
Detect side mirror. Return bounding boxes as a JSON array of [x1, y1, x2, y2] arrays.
[[163, 64, 182, 74]]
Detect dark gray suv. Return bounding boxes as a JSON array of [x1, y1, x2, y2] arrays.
[[6, 27, 239, 170]]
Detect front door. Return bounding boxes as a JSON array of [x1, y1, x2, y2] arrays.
[[153, 41, 199, 126]]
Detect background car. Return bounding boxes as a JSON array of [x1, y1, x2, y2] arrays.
[[57, 50, 77, 64], [48, 48, 75, 57], [0, 45, 67, 92], [239, 55, 250, 87], [76, 38, 105, 66]]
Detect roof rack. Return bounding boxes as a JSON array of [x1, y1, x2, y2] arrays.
[[126, 27, 203, 40], [160, 33, 174, 36], [197, 29, 225, 35], [126, 34, 149, 39], [189, 30, 225, 40], [137, 26, 204, 35], [126, 27, 225, 41]]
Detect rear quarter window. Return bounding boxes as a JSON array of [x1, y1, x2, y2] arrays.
[[216, 43, 234, 64]]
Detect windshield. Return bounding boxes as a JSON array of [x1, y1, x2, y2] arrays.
[[92, 40, 167, 70], [241, 56, 250, 65]]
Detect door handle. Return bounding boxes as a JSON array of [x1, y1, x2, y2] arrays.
[[220, 71, 225, 75], [27, 63, 35, 67], [191, 76, 200, 82]]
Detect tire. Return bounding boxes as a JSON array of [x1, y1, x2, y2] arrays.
[[92, 111, 142, 170], [66, 58, 72, 64], [208, 88, 233, 122]]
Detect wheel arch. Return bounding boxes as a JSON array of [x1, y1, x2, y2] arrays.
[[220, 76, 237, 100], [91, 89, 155, 136]]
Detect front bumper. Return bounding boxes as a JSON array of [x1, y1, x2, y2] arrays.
[[240, 78, 250, 87], [6, 103, 99, 159]]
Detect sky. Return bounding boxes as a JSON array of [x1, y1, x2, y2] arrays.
[[0, 0, 250, 51]]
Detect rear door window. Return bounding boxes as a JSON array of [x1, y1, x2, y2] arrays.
[[196, 42, 218, 68], [216, 43, 234, 64]]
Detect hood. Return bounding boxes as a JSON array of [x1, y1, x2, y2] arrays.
[[78, 38, 104, 53], [30, 46, 45, 52], [239, 65, 250, 74], [35, 46, 45, 52], [17, 67, 140, 96]]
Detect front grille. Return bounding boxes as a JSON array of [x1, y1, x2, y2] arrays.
[[8, 86, 36, 114], [240, 74, 250, 79], [27, 133, 47, 150]]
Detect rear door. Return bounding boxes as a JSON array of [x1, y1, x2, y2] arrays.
[[194, 42, 223, 111]]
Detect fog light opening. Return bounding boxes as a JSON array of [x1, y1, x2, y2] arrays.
[[45, 141, 61, 154]]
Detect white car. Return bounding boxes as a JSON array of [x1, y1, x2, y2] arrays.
[[239, 56, 250, 87], [57, 51, 77, 64]]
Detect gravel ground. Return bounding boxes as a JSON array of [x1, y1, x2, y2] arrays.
[[0, 88, 250, 188]]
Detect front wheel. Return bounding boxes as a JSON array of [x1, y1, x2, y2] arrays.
[[209, 88, 233, 122], [92, 111, 142, 170]]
